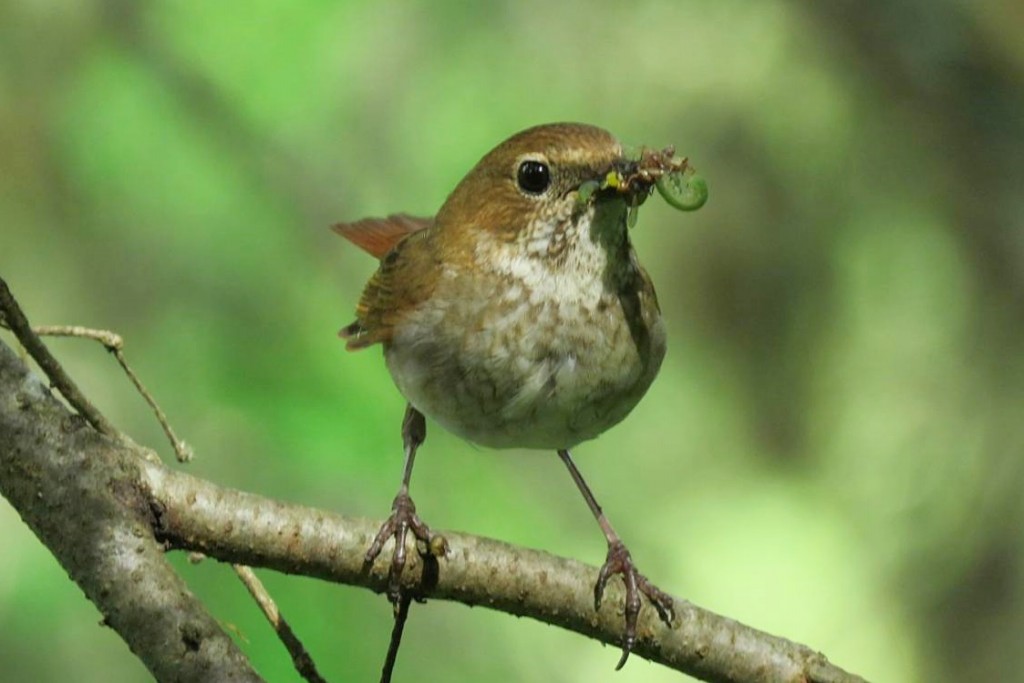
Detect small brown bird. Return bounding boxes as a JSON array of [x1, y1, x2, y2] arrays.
[[335, 123, 675, 666]]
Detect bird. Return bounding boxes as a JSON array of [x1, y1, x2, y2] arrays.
[[334, 122, 678, 667]]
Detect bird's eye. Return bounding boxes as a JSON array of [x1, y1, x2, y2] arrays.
[[516, 160, 551, 195]]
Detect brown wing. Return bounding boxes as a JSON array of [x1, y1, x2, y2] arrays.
[[338, 224, 439, 351], [332, 214, 432, 259]]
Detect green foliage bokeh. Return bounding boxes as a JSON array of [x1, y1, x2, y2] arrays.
[[2, 1, 1023, 681]]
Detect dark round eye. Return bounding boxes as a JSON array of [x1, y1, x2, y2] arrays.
[[516, 160, 551, 195]]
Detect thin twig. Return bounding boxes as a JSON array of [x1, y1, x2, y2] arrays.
[[110, 342, 193, 462], [380, 596, 412, 683], [31, 325, 124, 349], [6, 323, 194, 462], [0, 278, 118, 437], [233, 565, 328, 683]]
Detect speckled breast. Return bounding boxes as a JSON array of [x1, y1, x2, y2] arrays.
[[384, 201, 665, 450]]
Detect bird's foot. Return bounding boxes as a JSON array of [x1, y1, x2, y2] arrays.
[[365, 492, 447, 603], [594, 540, 675, 670]]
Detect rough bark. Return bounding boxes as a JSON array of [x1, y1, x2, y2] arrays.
[[0, 341, 263, 682]]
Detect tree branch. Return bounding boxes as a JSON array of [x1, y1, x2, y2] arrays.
[[232, 564, 327, 683], [0, 339, 263, 682], [144, 458, 863, 682], [0, 336, 866, 683], [0, 280, 118, 437]]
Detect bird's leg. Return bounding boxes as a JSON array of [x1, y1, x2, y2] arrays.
[[366, 404, 445, 602], [557, 449, 675, 669]]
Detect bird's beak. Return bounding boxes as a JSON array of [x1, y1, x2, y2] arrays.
[[575, 157, 653, 207], [576, 147, 708, 213], [601, 157, 656, 204]]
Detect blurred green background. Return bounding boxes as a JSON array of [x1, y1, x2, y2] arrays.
[[2, 1, 1023, 681]]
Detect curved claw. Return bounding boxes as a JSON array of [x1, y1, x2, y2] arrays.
[[364, 492, 435, 602], [594, 541, 675, 669], [642, 578, 676, 626]]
